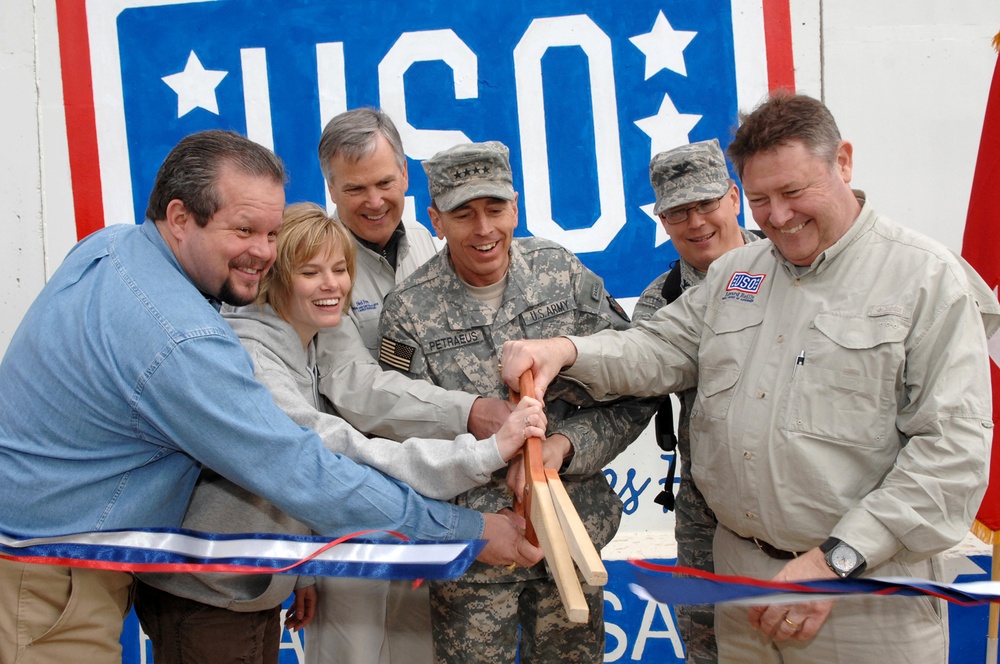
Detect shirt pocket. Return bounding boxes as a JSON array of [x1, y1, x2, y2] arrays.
[[351, 307, 382, 353], [693, 366, 741, 420], [784, 312, 906, 447], [692, 303, 764, 421]]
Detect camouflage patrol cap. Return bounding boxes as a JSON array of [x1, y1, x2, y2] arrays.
[[650, 139, 731, 215], [422, 141, 516, 212]]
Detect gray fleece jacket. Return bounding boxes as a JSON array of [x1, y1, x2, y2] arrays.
[[139, 304, 504, 611]]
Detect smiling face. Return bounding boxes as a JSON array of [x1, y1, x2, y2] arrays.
[[429, 195, 519, 287], [325, 134, 408, 248], [166, 164, 285, 305], [660, 183, 745, 272], [284, 245, 352, 348], [742, 140, 861, 266]]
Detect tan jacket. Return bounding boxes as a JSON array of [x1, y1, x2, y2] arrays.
[[568, 196, 999, 569]]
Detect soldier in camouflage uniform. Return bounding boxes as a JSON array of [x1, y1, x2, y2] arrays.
[[378, 141, 656, 663], [632, 139, 759, 664]]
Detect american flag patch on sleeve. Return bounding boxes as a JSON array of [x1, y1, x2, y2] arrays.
[[379, 337, 417, 372]]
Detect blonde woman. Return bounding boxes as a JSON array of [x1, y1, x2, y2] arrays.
[[136, 202, 544, 664]]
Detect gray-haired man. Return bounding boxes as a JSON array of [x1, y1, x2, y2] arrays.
[[308, 109, 512, 664], [633, 139, 759, 664]]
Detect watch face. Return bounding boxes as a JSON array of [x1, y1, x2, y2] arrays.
[[830, 544, 858, 574]]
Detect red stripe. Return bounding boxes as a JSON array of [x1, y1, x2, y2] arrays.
[[0, 528, 408, 574], [762, 0, 796, 92], [629, 560, 986, 607], [0, 554, 305, 574], [630, 559, 825, 594], [55, 0, 105, 240]]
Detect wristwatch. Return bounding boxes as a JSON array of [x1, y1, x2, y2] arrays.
[[820, 537, 867, 578]]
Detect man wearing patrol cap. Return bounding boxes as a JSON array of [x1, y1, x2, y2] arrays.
[[633, 138, 760, 664], [378, 141, 656, 662]]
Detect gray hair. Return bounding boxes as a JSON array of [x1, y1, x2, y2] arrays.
[[317, 108, 406, 186], [146, 130, 286, 226]]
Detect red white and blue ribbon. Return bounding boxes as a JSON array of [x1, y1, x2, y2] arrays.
[[0, 528, 484, 580], [628, 561, 1000, 607]]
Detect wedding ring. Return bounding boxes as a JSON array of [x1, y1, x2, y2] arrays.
[[783, 616, 802, 631]]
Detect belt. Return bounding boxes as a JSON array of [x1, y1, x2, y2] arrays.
[[734, 532, 803, 560]]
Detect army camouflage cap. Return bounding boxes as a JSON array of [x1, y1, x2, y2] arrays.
[[423, 141, 516, 212], [650, 139, 732, 215]]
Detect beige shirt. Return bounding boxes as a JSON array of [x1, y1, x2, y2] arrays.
[[567, 196, 998, 569], [315, 219, 476, 441]]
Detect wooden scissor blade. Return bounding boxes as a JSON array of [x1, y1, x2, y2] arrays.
[[510, 370, 599, 622], [528, 472, 589, 623], [545, 468, 608, 587]]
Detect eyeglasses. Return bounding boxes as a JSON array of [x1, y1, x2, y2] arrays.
[[661, 196, 724, 225]]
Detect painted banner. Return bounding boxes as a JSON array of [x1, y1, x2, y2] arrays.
[[56, 0, 788, 298]]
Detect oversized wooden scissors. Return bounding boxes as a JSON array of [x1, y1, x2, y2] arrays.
[[510, 371, 608, 623]]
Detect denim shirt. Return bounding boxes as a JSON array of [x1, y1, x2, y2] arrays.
[[0, 221, 482, 541]]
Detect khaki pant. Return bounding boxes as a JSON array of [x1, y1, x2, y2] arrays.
[[0, 558, 133, 664], [713, 526, 948, 664], [305, 577, 434, 664]]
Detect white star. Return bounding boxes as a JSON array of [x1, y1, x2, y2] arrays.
[[629, 11, 697, 79], [641, 202, 671, 248], [634, 93, 702, 156], [162, 51, 228, 118]]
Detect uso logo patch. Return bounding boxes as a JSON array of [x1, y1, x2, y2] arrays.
[[726, 272, 765, 294]]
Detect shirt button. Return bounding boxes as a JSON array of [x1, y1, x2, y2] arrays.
[[745, 511, 756, 519], [757, 391, 766, 399], [794, 278, 802, 286], [743, 451, 753, 460], [777, 335, 784, 343]]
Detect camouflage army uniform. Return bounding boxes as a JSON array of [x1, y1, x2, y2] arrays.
[[632, 226, 759, 664], [379, 237, 655, 663]]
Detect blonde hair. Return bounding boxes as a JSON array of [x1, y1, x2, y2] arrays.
[[258, 202, 357, 321]]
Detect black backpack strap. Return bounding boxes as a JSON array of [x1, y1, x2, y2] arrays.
[[652, 398, 678, 510], [652, 262, 684, 511], [660, 261, 684, 304]]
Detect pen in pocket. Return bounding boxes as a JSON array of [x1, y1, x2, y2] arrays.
[[792, 350, 805, 379]]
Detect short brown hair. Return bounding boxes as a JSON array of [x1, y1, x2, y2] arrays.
[[258, 203, 357, 322], [727, 92, 842, 179]]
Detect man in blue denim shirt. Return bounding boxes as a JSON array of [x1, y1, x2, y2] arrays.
[[0, 130, 540, 664]]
